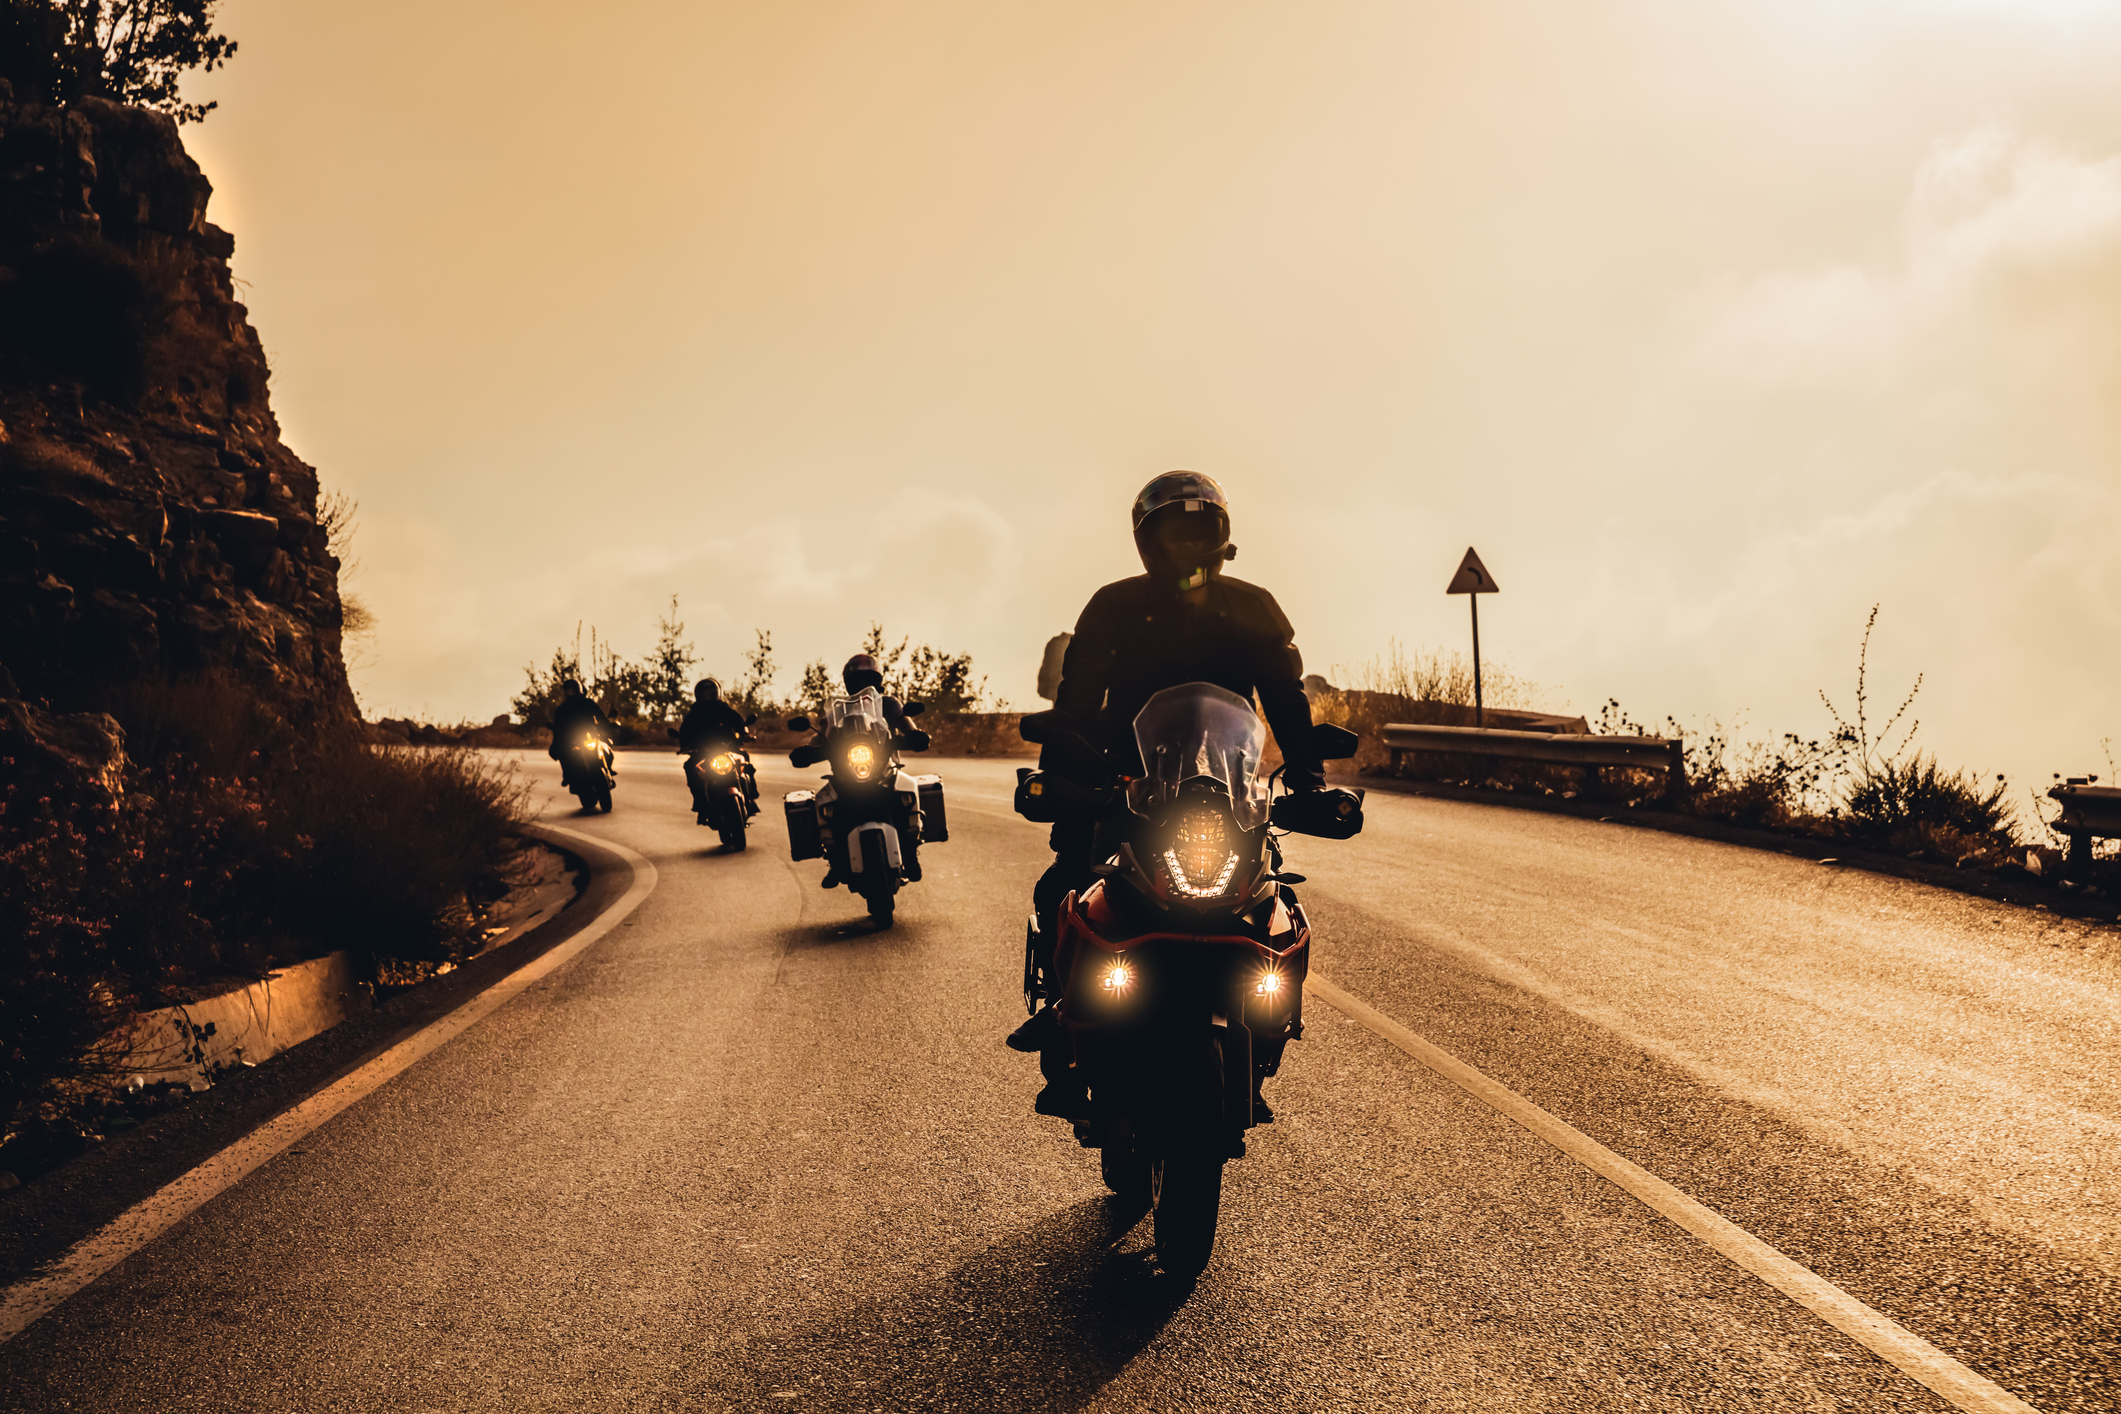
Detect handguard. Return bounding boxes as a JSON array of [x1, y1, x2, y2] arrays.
[[1271, 785, 1366, 839], [1014, 768, 1121, 824]]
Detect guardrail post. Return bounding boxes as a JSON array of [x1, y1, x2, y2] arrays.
[[1663, 737, 1688, 806], [2071, 830, 2093, 875]]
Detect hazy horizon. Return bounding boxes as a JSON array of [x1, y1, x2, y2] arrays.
[[181, 0, 2119, 805]]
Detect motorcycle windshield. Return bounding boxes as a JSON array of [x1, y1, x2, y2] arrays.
[[827, 687, 890, 736], [1132, 683, 1269, 830]]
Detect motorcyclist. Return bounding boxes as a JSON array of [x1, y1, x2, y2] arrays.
[[1007, 471, 1328, 1091], [547, 678, 614, 763], [675, 678, 757, 823], [792, 653, 933, 887]]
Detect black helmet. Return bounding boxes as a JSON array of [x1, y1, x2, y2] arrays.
[[695, 678, 721, 702], [842, 653, 883, 693], [1132, 471, 1235, 591], [561, 677, 584, 697]]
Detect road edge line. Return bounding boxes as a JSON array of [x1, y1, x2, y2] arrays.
[[1304, 970, 2039, 1414], [0, 823, 656, 1347]]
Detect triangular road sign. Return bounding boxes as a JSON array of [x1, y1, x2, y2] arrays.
[[1445, 547, 1498, 595]]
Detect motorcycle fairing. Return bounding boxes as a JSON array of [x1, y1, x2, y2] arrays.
[[844, 820, 904, 874]]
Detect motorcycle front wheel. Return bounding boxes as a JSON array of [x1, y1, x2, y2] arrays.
[[1100, 1116, 1152, 1203], [859, 832, 898, 927], [719, 822, 747, 851], [1150, 1154, 1224, 1283], [594, 785, 613, 813]]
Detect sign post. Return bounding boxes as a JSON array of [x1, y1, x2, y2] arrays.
[[1445, 548, 1498, 728]]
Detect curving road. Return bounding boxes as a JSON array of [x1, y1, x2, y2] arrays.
[[2, 751, 2116, 1412]]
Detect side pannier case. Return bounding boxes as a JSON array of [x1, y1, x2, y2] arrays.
[[784, 790, 823, 860], [913, 774, 948, 843]]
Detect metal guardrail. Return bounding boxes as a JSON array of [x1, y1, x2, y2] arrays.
[[1381, 723, 1687, 800], [2049, 782, 2121, 871]]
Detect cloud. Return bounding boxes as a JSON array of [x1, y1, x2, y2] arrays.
[[1566, 123, 2121, 788]]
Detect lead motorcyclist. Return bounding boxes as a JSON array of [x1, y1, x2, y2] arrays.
[[792, 653, 934, 887], [675, 677, 758, 823], [1007, 471, 1329, 1107]]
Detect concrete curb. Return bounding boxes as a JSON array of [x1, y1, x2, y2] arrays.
[[105, 840, 582, 1092]]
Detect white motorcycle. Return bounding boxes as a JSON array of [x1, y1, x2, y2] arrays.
[[783, 688, 946, 927]]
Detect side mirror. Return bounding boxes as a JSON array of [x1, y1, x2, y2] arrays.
[[1312, 723, 1359, 761], [743, 712, 759, 726], [903, 702, 926, 718], [784, 715, 811, 733]]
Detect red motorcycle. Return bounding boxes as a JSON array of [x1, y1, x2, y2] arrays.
[[1016, 683, 1362, 1280]]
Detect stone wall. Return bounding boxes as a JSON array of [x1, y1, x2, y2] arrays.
[[0, 87, 355, 727]]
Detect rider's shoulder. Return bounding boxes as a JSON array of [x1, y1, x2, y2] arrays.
[[1082, 574, 1156, 614], [1211, 574, 1286, 613]]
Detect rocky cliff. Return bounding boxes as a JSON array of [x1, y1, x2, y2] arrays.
[[0, 87, 355, 726]]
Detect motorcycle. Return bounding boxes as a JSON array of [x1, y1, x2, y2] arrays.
[[1013, 682, 1362, 1281], [559, 727, 617, 813], [782, 688, 946, 928], [675, 716, 760, 851]]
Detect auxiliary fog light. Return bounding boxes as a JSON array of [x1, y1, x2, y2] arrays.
[[847, 742, 876, 781], [1254, 970, 1284, 999], [708, 752, 735, 775], [1101, 962, 1134, 995]]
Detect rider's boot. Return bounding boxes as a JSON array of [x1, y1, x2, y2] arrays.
[[1031, 1044, 1088, 1118], [1005, 1006, 1058, 1053]]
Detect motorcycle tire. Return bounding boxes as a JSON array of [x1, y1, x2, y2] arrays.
[[859, 831, 898, 928], [1150, 1153, 1224, 1283], [719, 823, 747, 852], [1100, 1117, 1152, 1203], [595, 786, 613, 813]]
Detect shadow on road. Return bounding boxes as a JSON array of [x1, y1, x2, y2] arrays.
[[786, 917, 917, 947], [674, 1196, 1190, 1411]]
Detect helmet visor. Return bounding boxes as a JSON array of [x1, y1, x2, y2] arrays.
[[1139, 505, 1228, 568]]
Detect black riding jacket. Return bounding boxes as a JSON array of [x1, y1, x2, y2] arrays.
[[677, 699, 748, 756], [549, 696, 614, 751], [1054, 573, 1321, 781]]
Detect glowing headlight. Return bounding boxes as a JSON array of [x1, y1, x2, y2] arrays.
[[1101, 962, 1134, 994], [1254, 970, 1284, 998], [847, 742, 875, 781], [1163, 806, 1241, 897], [708, 752, 735, 775]]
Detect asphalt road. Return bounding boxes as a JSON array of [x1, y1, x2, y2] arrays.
[[3, 751, 2116, 1412]]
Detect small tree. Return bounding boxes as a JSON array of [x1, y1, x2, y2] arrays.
[[636, 597, 698, 724], [797, 659, 834, 718], [2, 0, 238, 122], [728, 630, 776, 717], [859, 622, 986, 715]]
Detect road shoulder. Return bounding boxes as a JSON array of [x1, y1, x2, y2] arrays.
[[0, 826, 630, 1290]]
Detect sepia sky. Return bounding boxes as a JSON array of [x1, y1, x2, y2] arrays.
[[183, 0, 2120, 800]]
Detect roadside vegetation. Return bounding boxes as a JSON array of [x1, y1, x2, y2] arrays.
[[1, 674, 528, 1186], [509, 603, 1001, 746], [1331, 607, 2114, 898]]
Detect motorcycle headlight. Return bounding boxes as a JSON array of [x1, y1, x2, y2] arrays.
[[1163, 806, 1241, 897], [708, 752, 735, 775], [846, 742, 875, 781]]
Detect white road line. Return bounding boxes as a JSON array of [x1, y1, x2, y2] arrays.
[[0, 823, 656, 1347], [1305, 971, 2040, 1414]]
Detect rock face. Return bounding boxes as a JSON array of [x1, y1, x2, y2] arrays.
[[0, 88, 356, 726]]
